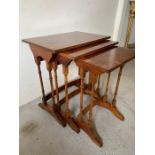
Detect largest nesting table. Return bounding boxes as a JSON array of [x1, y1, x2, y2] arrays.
[[23, 31, 134, 147]]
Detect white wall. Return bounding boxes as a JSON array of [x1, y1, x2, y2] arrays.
[[112, 0, 127, 41], [19, 0, 119, 106]]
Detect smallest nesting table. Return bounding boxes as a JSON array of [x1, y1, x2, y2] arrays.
[[75, 47, 134, 146]]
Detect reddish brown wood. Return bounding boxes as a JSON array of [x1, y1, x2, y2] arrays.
[[81, 87, 125, 121], [57, 41, 118, 66], [62, 65, 69, 118], [23, 31, 110, 52], [78, 68, 84, 121], [112, 66, 124, 105], [76, 70, 103, 147], [30, 44, 53, 63], [53, 62, 60, 104], [58, 88, 80, 106], [44, 78, 81, 101], [88, 72, 97, 123], [35, 57, 46, 104], [103, 72, 111, 102], [35, 58, 66, 127], [46, 62, 56, 105], [96, 75, 101, 97], [76, 119, 103, 147], [74, 46, 134, 146], [62, 65, 80, 133], [39, 103, 66, 127], [76, 47, 135, 74], [94, 99, 124, 121]]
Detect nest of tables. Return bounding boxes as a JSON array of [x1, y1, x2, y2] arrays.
[[23, 31, 135, 147]]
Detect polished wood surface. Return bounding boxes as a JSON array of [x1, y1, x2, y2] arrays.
[[23, 31, 110, 52], [57, 40, 118, 65], [76, 47, 135, 74]]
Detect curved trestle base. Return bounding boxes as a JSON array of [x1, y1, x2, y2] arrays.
[[39, 103, 66, 127], [76, 119, 103, 147]]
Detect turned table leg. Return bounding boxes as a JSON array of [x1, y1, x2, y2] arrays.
[[62, 65, 80, 133], [76, 70, 103, 147], [80, 67, 125, 122], [97, 66, 125, 120], [96, 75, 101, 96], [103, 72, 111, 102], [108, 65, 125, 120], [112, 66, 124, 105], [53, 62, 60, 104], [36, 58, 66, 127], [62, 65, 69, 118], [35, 57, 46, 105], [88, 72, 98, 125], [88, 81, 94, 124], [79, 68, 84, 122], [46, 62, 56, 105]]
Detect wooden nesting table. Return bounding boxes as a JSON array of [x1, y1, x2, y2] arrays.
[[23, 31, 135, 147]]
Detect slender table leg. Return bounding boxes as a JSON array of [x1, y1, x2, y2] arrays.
[[62, 65, 80, 133], [96, 75, 101, 96], [76, 71, 103, 147], [37, 59, 66, 127], [88, 82, 94, 124], [88, 72, 98, 125], [79, 67, 125, 122], [79, 68, 84, 122], [46, 62, 55, 105], [88, 71, 92, 90], [97, 66, 124, 120], [44, 78, 81, 103], [112, 66, 124, 105], [62, 65, 69, 118], [103, 72, 111, 102], [53, 62, 60, 105], [107, 65, 125, 120], [35, 57, 46, 105]]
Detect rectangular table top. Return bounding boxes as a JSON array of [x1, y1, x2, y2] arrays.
[[76, 47, 135, 74], [59, 40, 118, 61], [23, 31, 110, 53]]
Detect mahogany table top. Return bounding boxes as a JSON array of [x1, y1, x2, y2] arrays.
[[76, 47, 135, 74], [59, 40, 118, 60], [23, 31, 110, 53]]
